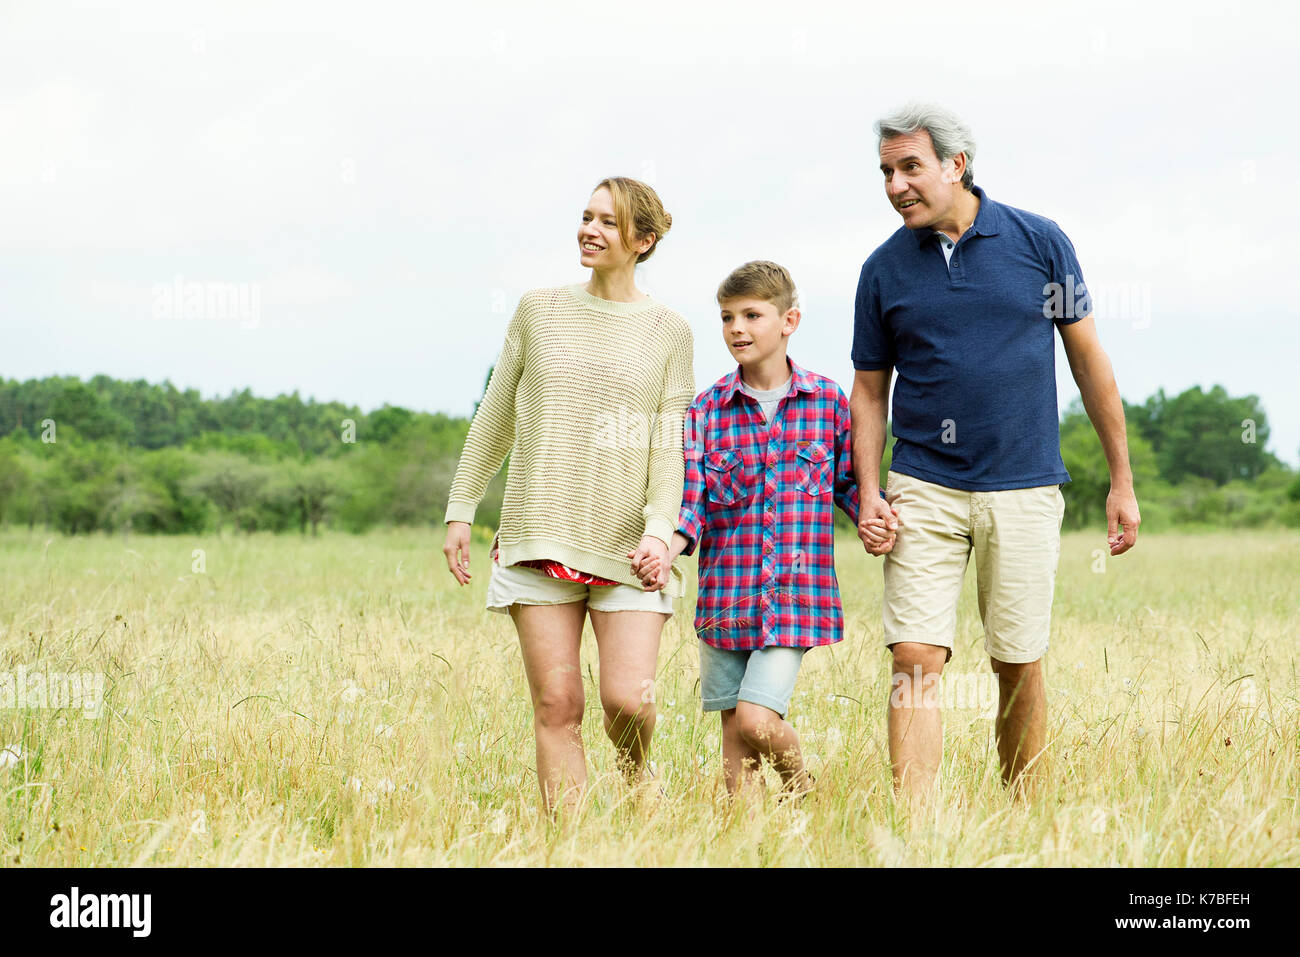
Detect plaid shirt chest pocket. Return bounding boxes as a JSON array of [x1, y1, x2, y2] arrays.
[[704, 448, 746, 505], [793, 440, 833, 496]]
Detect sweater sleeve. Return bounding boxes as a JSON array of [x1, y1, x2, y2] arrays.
[[444, 295, 529, 525], [641, 320, 695, 546]]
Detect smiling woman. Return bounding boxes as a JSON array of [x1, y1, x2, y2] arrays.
[[440, 176, 694, 813]]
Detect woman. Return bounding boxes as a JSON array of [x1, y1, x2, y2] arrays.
[[442, 177, 694, 812]]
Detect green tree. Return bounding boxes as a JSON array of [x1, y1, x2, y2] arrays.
[[1129, 385, 1280, 485], [1059, 400, 1158, 529], [184, 454, 272, 532]]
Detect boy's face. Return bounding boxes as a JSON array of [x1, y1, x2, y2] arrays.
[[719, 296, 800, 367]]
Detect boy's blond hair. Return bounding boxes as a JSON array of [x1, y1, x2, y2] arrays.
[[716, 260, 799, 314]]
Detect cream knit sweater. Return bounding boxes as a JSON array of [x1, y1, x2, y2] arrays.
[[445, 284, 695, 598]]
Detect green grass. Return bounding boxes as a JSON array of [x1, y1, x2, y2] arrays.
[[0, 526, 1296, 866]]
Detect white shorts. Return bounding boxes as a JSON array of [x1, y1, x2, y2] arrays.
[[485, 559, 674, 616]]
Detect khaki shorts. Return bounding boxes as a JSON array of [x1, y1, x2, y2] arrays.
[[882, 470, 1065, 664], [485, 559, 674, 616]]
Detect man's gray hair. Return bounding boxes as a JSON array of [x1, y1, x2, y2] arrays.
[[874, 103, 977, 190]]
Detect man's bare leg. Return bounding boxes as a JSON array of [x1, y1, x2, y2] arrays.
[[991, 656, 1046, 796], [888, 642, 949, 803]]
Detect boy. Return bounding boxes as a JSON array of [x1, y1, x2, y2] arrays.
[[636, 261, 873, 796]]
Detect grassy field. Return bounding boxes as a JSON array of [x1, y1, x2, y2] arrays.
[[0, 525, 1296, 867]]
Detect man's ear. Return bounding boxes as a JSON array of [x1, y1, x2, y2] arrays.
[[944, 152, 965, 185], [783, 307, 802, 335]]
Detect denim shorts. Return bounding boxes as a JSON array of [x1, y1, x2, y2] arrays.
[[697, 641, 807, 717]]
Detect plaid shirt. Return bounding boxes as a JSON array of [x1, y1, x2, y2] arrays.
[[677, 359, 860, 651]]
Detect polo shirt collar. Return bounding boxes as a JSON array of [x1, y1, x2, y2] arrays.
[[910, 184, 1001, 246], [720, 356, 816, 405]]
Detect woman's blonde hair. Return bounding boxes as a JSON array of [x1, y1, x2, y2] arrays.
[[592, 176, 672, 263]]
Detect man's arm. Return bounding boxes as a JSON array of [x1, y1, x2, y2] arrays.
[[1058, 314, 1140, 555], [850, 368, 898, 554]]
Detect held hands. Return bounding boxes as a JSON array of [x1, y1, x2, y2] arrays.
[[858, 494, 900, 556], [443, 521, 472, 584], [629, 535, 671, 592]]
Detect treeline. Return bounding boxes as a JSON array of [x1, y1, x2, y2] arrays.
[[0, 375, 504, 535], [0, 376, 1296, 535], [1060, 386, 1298, 529]]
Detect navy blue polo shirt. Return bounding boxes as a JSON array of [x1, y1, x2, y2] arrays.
[[852, 185, 1090, 492]]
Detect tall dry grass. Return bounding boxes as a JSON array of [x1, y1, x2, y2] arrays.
[[0, 526, 1295, 866]]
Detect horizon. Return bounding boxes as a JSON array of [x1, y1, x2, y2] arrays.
[[3, 1, 1296, 466]]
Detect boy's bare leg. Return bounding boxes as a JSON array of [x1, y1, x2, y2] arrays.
[[888, 642, 948, 802], [589, 609, 668, 783], [734, 701, 811, 792], [719, 708, 762, 795], [991, 656, 1047, 796], [510, 601, 589, 812]]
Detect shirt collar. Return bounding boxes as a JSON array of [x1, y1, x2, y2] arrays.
[[910, 183, 1000, 247], [719, 356, 817, 405]]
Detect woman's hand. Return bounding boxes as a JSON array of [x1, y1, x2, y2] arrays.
[[628, 536, 669, 591], [443, 521, 473, 584]]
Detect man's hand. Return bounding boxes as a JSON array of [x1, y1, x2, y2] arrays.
[[443, 521, 472, 584], [1106, 485, 1140, 556], [629, 536, 670, 591], [858, 494, 900, 556]]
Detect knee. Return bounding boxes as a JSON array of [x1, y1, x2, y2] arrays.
[[991, 657, 1040, 684], [534, 685, 584, 730], [891, 641, 948, 676], [736, 706, 779, 749], [601, 691, 655, 729]]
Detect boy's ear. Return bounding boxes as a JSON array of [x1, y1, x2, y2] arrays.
[[782, 307, 801, 336]]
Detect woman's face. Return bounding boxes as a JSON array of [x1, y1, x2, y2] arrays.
[[578, 187, 644, 270]]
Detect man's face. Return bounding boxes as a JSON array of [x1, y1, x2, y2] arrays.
[[879, 131, 961, 230]]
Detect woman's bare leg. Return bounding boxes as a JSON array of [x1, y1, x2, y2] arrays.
[[588, 609, 669, 783], [510, 601, 589, 812]]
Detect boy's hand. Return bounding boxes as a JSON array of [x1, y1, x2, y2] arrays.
[[628, 536, 670, 591], [858, 496, 899, 556]]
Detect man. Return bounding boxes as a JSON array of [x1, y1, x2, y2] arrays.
[[850, 102, 1140, 800]]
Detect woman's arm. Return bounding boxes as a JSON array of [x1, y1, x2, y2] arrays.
[[634, 398, 705, 588], [444, 295, 530, 525], [442, 296, 530, 585], [640, 321, 695, 546]]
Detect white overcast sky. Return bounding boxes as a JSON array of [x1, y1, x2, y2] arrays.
[[3, 0, 1298, 465]]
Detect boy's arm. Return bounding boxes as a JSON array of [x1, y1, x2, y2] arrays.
[[668, 531, 691, 562], [832, 387, 861, 525], [675, 399, 709, 557]]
